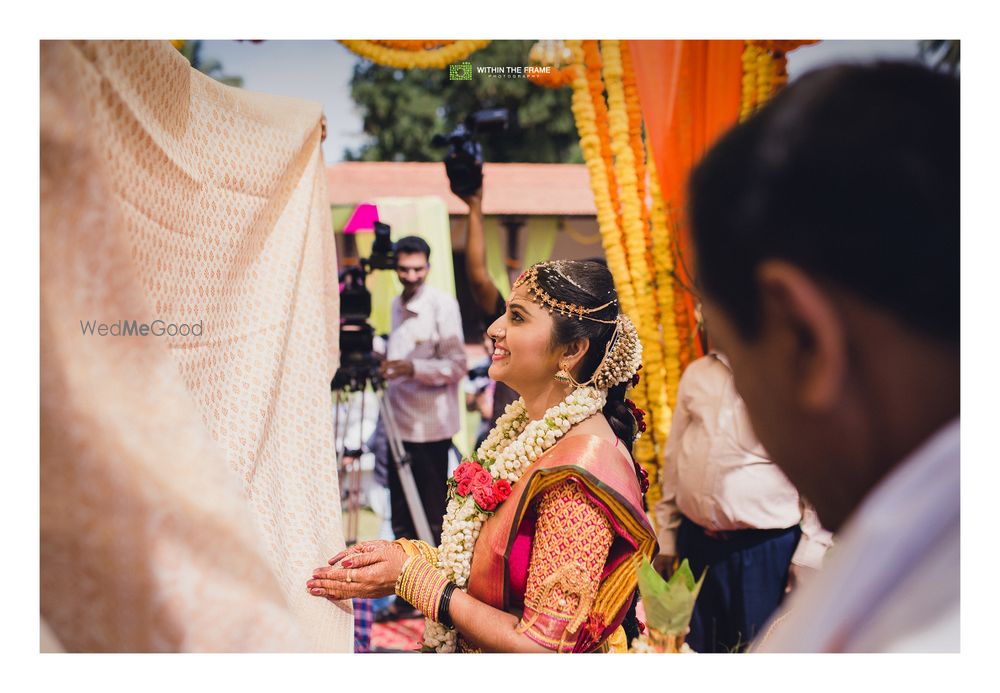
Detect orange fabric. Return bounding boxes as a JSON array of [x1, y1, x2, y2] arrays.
[[629, 40, 743, 369]]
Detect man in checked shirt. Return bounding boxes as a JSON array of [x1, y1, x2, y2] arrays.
[[380, 235, 467, 551]]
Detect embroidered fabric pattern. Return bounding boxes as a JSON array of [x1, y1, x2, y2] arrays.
[[41, 41, 348, 651], [516, 480, 614, 651]]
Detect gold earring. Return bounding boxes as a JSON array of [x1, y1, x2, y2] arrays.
[[554, 364, 571, 384]]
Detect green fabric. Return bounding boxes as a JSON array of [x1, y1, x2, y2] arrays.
[[482, 216, 558, 300], [483, 217, 511, 300], [522, 216, 558, 268], [363, 197, 457, 335], [362, 196, 469, 456], [330, 205, 355, 233]]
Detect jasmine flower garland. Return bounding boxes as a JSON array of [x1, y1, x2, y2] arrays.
[[423, 385, 607, 652]]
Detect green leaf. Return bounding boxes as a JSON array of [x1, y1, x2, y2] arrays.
[[635, 557, 706, 635]]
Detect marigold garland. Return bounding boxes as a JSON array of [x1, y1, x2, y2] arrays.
[[673, 274, 696, 372], [739, 42, 763, 122], [527, 65, 578, 89], [370, 40, 456, 51], [602, 39, 665, 488], [568, 40, 635, 317], [620, 43, 653, 274], [527, 40, 578, 89], [646, 140, 680, 430], [583, 40, 625, 240], [755, 46, 776, 109], [340, 40, 490, 69], [744, 41, 819, 115]]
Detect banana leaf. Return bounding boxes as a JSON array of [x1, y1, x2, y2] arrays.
[[635, 557, 707, 635]]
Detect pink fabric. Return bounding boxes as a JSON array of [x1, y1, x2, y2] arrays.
[[343, 203, 379, 233]]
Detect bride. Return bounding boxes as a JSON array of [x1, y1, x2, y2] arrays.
[[307, 260, 656, 652]]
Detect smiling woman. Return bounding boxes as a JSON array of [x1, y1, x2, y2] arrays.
[[307, 260, 657, 653]]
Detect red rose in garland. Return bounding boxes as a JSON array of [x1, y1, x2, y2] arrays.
[[454, 461, 476, 483], [473, 484, 497, 511], [492, 479, 512, 502], [472, 468, 493, 489]]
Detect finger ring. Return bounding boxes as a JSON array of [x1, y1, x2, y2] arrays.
[[346, 569, 354, 583]]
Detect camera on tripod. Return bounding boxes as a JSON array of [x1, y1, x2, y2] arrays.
[[331, 218, 436, 545], [432, 108, 509, 197], [333, 220, 396, 392]]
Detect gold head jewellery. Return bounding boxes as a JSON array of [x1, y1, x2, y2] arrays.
[[513, 262, 619, 324], [560, 314, 643, 390], [515, 262, 642, 390]]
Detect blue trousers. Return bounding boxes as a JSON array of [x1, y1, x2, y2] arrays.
[[677, 516, 800, 653]]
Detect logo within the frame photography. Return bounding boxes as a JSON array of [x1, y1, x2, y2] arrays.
[[449, 61, 552, 80], [449, 61, 472, 80]]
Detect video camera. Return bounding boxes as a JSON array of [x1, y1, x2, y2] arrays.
[[333, 220, 396, 392], [432, 108, 509, 197]]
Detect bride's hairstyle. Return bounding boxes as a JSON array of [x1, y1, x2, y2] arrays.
[[530, 260, 640, 455]]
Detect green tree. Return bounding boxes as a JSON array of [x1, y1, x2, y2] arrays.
[[176, 40, 244, 87], [345, 40, 582, 163]]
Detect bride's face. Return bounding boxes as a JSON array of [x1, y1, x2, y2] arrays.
[[487, 286, 561, 392]]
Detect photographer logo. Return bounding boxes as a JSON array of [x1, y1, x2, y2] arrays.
[[449, 61, 473, 81]]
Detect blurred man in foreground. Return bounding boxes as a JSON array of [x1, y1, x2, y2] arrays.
[[687, 62, 959, 651]]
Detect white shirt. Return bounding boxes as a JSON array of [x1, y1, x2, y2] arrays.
[[653, 354, 833, 568], [754, 418, 960, 652], [386, 284, 467, 443]]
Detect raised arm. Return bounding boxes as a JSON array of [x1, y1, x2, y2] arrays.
[[461, 188, 502, 314]]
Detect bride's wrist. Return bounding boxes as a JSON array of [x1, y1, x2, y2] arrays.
[[395, 554, 452, 624]]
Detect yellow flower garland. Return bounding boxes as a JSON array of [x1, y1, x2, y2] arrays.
[[567, 40, 635, 318], [602, 40, 666, 488], [740, 42, 762, 122], [370, 40, 456, 51], [583, 40, 625, 241], [340, 40, 490, 69], [755, 46, 776, 106], [745, 41, 820, 117], [646, 140, 681, 419], [642, 89, 680, 418]]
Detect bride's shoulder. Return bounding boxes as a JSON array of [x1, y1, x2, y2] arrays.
[[564, 414, 617, 446]]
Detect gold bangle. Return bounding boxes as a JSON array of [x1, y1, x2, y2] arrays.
[[395, 555, 449, 622], [395, 555, 416, 594]]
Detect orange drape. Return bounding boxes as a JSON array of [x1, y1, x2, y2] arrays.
[[629, 40, 743, 369]]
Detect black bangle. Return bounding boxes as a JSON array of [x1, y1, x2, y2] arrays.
[[438, 582, 458, 629]]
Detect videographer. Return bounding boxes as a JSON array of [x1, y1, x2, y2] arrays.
[[381, 235, 466, 549], [459, 187, 520, 428]]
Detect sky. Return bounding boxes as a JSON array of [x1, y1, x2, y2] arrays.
[[202, 40, 924, 163]]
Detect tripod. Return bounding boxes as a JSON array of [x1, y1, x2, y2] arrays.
[[332, 364, 435, 546]]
